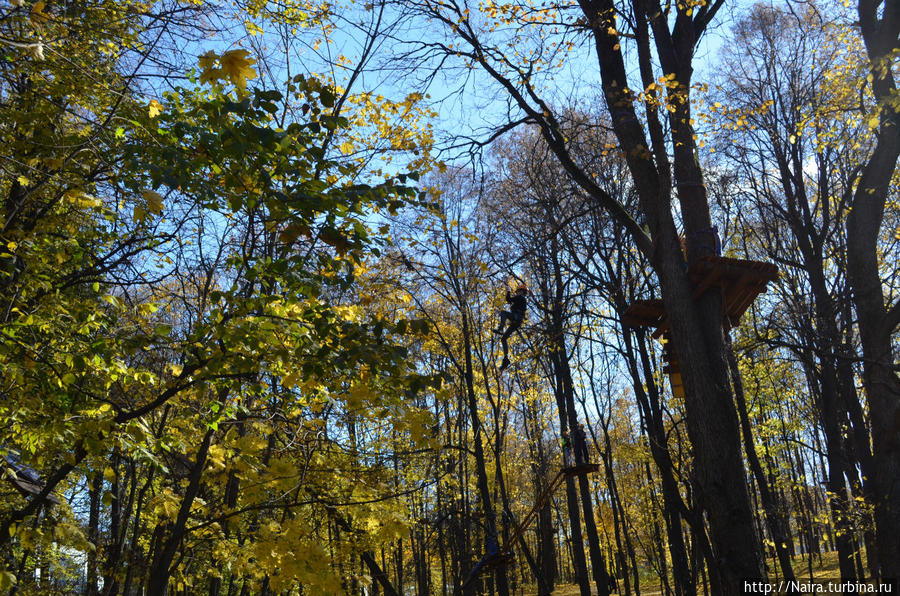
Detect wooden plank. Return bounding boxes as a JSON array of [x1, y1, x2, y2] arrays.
[[622, 299, 665, 327], [562, 463, 600, 477], [691, 263, 724, 299]]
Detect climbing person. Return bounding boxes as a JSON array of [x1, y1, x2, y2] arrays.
[[493, 284, 528, 370], [461, 535, 508, 590], [561, 431, 572, 467], [573, 422, 590, 464]]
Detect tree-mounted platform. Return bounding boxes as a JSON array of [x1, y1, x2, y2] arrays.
[[622, 256, 778, 400], [622, 256, 779, 336], [562, 463, 600, 478], [460, 546, 515, 591], [477, 550, 515, 573]]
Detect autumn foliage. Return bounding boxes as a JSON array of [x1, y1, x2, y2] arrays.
[[0, 0, 898, 595]]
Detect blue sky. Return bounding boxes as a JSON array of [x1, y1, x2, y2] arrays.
[[215, 1, 756, 173]]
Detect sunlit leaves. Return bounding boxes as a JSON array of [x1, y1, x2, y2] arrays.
[[0, 0, 445, 590], [148, 99, 164, 118], [197, 49, 259, 90]]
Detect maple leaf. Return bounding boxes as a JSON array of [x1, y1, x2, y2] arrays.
[[198, 50, 217, 71], [197, 51, 222, 86], [148, 99, 163, 118], [219, 49, 258, 90], [142, 190, 164, 214]]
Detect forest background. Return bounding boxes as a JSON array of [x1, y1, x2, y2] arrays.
[[0, 0, 898, 594]]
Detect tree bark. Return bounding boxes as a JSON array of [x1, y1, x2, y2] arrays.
[[87, 468, 102, 596], [727, 345, 797, 581], [460, 309, 510, 596], [848, 0, 900, 579], [630, 328, 694, 595], [582, 1, 767, 588], [545, 232, 612, 596], [146, 429, 213, 596]]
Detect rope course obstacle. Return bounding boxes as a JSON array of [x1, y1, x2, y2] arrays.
[[462, 257, 777, 591], [460, 463, 600, 591]]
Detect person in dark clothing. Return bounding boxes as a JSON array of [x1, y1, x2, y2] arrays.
[[493, 285, 528, 370], [573, 423, 590, 464], [461, 535, 509, 590]]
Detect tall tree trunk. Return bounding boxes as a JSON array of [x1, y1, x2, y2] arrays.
[[799, 355, 858, 580], [460, 310, 510, 596], [847, 0, 900, 579], [87, 468, 102, 596], [102, 452, 126, 596], [598, 433, 628, 596], [522, 393, 556, 595], [547, 326, 591, 596], [146, 429, 213, 596], [631, 328, 694, 595], [727, 345, 797, 581], [591, 1, 768, 588], [546, 222, 612, 596]]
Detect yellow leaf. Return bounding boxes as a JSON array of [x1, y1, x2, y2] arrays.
[[64, 189, 101, 208], [219, 49, 257, 90], [198, 51, 221, 86], [30, 1, 48, 24], [142, 190, 164, 214], [245, 20, 263, 36], [148, 99, 163, 118], [198, 50, 217, 70], [282, 372, 299, 388]]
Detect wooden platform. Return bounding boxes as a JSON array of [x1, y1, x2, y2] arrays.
[[562, 463, 600, 478], [480, 551, 515, 572], [623, 256, 777, 400], [622, 256, 778, 333], [460, 550, 516, 589]]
